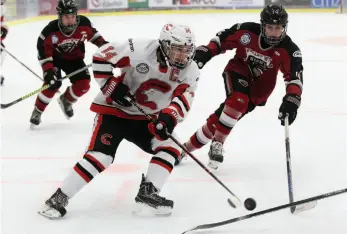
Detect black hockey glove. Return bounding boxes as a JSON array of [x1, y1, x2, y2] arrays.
[[101, 77, 132, 107], [1, 27, 8, 40], [194, 45, 213, 69], [148, 108, 178, 141], [278, 93, 301, 126], [44, 69, 62, 90]]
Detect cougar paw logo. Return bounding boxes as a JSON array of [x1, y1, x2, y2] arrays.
[[101, 133, 112, 145]]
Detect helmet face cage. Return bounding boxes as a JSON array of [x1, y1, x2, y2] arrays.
[[159, 24, 196, 70], [160, 40, 195, 70], [260, 5, 288, 45], [57, 0, 79, 34], [1, 0, 5, 5]]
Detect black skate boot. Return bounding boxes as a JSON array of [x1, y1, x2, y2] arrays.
[[208, 140, 224, 170], [29, 107, 42, 129], [58, 94, 74, 119], [38, 188, 69, 219], [0, 75, 4, 86], [134, 174, 174, 216]]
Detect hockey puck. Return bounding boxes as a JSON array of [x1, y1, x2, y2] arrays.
[[244, 198, 256, 211]]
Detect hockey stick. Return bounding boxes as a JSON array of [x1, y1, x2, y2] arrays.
[[1, 45, 45, 83], [0, 64, 91, 109], [1, 46, 62, 94], [284, 115, 317, 214], [182, 187, 347, 233], [126, 96, 243, 209]]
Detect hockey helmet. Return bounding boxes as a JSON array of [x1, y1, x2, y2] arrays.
[[159, 24, 196, 70], [260, 4, 288, 45], [56, 0, 79, 34]]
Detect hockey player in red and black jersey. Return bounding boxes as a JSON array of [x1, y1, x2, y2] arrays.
[[29, 0, 107, 128], [1, 0, 9, 85], [177, 4, 304, 169]]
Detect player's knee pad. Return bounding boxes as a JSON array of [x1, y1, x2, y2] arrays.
[[72, 79, 90, 97], [83, 151, 113, 174], [225, 92, 249, 114]]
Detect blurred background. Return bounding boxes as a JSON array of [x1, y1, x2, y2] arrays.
[[3, 0, 346, 22]]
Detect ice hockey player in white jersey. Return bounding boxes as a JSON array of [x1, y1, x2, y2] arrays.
[[38, 23, 199, 219]]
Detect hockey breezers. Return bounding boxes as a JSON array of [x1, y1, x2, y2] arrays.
[[0, 64, 91, 109], [182, 187, 347, 233], [126, 96, 243, 209], [284, 115, 317, 213]]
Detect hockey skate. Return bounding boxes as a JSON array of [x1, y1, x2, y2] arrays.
[[58, 94, 74, 119], [38, 188, 69, 219], [29, 107, 43, 129], [208, 140, 224, 170], [133, 174, 174, 217], [0, 75, 4, 86]]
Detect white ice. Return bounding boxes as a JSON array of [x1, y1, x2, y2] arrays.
[[0, 12, 346, 234]]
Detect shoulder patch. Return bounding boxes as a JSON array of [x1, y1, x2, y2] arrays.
[[293, 50, 302, 58]]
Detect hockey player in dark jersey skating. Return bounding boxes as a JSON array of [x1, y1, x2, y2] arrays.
[[177, 4, 304, 169], [29, 0, 107, 128]]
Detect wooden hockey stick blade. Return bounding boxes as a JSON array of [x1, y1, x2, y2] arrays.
[[181, 188, 347, 234], [291, 200, 317, 214]]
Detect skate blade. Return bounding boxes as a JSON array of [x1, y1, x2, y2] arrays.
[[38, 206, 63, 220], [208, 160, 221, 170], [30, 123, 39, 130], [57, 98, 72, 120], [132, 202, 172, 217]]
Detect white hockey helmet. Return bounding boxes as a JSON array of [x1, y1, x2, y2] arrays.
[[159, 24, 196, 70]]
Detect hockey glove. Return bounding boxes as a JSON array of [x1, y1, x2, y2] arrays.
[[194, 45, 213, 69], [1, 26, 8, 40], [148, 108, 178, 141], [101, 77, 132, 107], [44, 68, 62, 90], [278, 93, 301, 126]]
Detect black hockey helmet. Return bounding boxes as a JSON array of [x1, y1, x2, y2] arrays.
[[56, 0, 80, 34], [260, 4, 288, 45], [1, 0, 5, 5]]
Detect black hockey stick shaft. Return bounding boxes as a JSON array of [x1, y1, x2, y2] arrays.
[[127, 97, 242, 207], [182, 187, 347, 233], [284, 116, 295, 213], [1, 45, 44, 82], [1, 64, 91, 109]]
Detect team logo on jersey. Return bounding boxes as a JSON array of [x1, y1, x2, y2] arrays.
[[169, 68, 180, 82], [101, 133, 112, 145], [240, 33, 251, 45], [136, 63, 149, 74], [244, 48, 273, 77], [51, 35, 58, 44], [293, 50, 302, 58]]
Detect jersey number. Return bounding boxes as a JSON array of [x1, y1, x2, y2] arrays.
[[135, 79, 171, 110]]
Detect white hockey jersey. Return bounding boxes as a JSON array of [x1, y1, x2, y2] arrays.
[[91, 39, 200, 121]]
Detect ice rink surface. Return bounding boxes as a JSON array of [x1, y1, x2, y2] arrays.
[[0, 11, 347, 234]]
